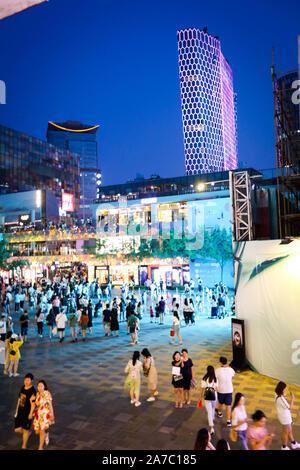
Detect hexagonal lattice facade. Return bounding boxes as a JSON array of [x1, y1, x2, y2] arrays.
[[177, 28, 238, 175]]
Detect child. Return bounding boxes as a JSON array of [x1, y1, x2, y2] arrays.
[[150, 305, 154, 323]]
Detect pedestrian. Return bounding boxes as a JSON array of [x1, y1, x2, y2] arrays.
[[150, 304, 154, 323], [155, 302, 160, 324], [183, 298, 190, 325], [188, 298, 195, 325], [8, 333, 23, 377], [52, 296, 60, 316], [141, 348, 158, 402], [124, 351, 143, 407], [68, 309, 78, 342], [127, 310, 139, 345], [19, 310, 29, 343], [3, 331, 12, 375], [102, 303, 111, 337], [215, 356, 235, 427], [46, 309, 55, 339], [15, 290, 21, 312], [200, 365, 219, 435], [159, 296, 165, 324], [194, 428, 216, 450], [216, 439, 231, 450], [35, 308, 44, 338], [80, 309, 89, 341], [55, 309, 68, 343], [231, 392, 251, 450], [171, 351, 184, 408], [0, 314, 7, 341], [181, 349, 195, 405], [87, 300, 93, 334], [275, 381, 300, 450], [110, 303, 119, 337], [14, 373, 36, 449], [170, 309, 182, 345], [29, 379, 55, 450], [247, 410, 275, 450], [210, 295, 218, 318]]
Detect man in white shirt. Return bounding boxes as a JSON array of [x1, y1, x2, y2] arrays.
[[215, 356, 235, 426], [55, 311, 68, 343]]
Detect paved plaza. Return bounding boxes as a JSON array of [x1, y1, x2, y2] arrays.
[[0, 301, 300, 451]]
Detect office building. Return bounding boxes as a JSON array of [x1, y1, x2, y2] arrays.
[[177, 28, 238, 175], [47, 120, 101, 219], [0, 124, 80, 211]]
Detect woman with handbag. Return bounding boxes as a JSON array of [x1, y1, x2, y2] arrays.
[[170, 308, 182, 345], [8, 334, 23, 377], [171, 351, 184, 408], [200, 366, 219, 435], [231, 393, 251, 450], [141, 348, 158, 402]]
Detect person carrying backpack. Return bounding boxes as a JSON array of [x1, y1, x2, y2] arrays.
[[127, 311, 139, 345]]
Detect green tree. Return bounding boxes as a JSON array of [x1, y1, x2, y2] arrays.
[[0, 236, 28, 271], [199, 227, 233, 281]]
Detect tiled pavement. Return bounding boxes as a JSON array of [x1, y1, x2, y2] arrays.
[[0, 306, 300, 451]]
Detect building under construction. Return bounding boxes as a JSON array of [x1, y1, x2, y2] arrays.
[[271, 37, 300, 238]]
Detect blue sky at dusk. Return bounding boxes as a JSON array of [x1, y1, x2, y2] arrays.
[[0, 0, 299, 186]]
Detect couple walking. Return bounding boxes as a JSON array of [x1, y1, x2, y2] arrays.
[[124, 348, 158, 407]]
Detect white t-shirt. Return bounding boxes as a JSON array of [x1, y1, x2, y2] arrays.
[[275, 395, 292, 425], [232, 405, 248, 431], [0, 319, 6, 334], [56, 313, 68, 329], [215, 366, 235, 394]]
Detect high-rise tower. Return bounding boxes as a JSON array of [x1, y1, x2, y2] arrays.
[[177, 28, 238, 175], [47, 120, 101, 219]]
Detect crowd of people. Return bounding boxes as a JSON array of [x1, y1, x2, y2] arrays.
[[1, 274, 298, 451]]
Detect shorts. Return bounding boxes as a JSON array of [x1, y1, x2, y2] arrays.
[[129, 327, 136, 334], [281, 422, 292, 428], [217, 392, 233, 406], [57, 328, 65, 332], [15, 414, 33, 431], [21, 327, 28, 336]]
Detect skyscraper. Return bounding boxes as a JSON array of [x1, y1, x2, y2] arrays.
[[177, 28, 238, 175], [0, 124, 80, 210], [47, 120, 101, 219]]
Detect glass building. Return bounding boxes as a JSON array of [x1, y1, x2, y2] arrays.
[[47, 121, 101, 219], [0, 124, 80, 211], [177, 28, 238, 175]]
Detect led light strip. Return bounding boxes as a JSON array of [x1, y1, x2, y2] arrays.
[[48, 121, 100, 132]]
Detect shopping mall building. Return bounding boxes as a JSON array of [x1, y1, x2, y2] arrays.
[[89, 168, 279, 289]]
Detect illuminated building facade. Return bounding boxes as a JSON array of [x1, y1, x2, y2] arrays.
[[177, 28, 238, 175], [0, 124, 80, 211], [47, 121, 101, 219]]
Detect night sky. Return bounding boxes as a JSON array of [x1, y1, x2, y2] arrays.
[[0, 0, 299, 186]]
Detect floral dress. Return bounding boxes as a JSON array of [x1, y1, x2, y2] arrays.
[[32, 391, 53, 432]]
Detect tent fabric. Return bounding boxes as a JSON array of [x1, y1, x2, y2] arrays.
[[0, 0, 47, 20], [234, 239, 300, 387]]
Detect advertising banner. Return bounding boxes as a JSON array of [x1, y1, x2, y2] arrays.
[[233, 238, 300, 386]]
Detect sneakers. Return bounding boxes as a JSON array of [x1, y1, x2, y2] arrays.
[[217, 412, 223, 418], [281, 446, 290, 450], [135, 401, 141, 407], [147, 397, 155, 402], [14, 373, 20, 377], [130, 399, 136, 404], [291, 442, 300, 450], [227, 421, 232, 427], [154, 391, 159, 397]]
